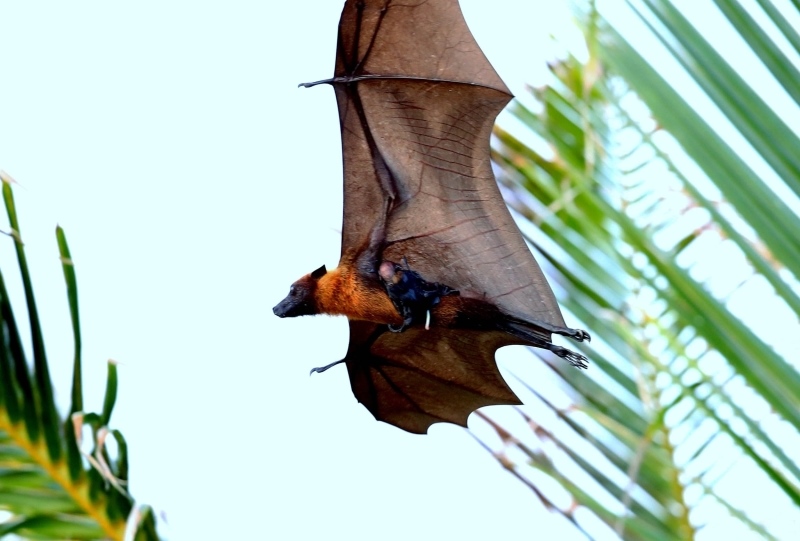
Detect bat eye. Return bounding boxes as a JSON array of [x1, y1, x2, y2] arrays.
[[289, 286, 297, 296]]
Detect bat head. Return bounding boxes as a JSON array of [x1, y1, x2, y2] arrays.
[[272, 265, 327, 318], [378, 260, 403, 285]]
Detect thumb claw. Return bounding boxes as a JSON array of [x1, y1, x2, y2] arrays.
[[309, 359, 346, 375]]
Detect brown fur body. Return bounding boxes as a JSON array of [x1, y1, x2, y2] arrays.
[[277, 251, 524, 332], [431, 295, 495, 329], [275, 253, 561, 347]]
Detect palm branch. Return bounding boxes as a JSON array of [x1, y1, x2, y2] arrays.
[[0, 176, 160, 540], [476, 2, 800, 539]]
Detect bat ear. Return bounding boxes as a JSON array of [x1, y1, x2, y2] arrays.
[[311, 265, 328, 279]]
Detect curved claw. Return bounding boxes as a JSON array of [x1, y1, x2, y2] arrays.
[[310, 359, 346, 375], [551, 345, 589, 369], [573, 329, 591, 343]]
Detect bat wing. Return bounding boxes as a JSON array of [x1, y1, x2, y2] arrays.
[[321, 0, 576, 432], [334, 0, 564, 326], [344, 321, 521, 434]]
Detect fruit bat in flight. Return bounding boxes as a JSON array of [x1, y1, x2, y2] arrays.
[[274, 0, 589, 434]]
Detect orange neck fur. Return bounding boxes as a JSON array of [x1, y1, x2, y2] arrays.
[[315, 266, 403, 325]]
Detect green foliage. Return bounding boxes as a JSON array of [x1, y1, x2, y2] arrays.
[[479, 1, 800, 539], [0, 178, 159, 540]]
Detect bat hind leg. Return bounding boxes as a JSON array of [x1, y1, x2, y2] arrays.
[[504, 320, 589, 369], [551, 325, 590, 342], [507, 314, 590, 343], [545, 323, 590, 343]]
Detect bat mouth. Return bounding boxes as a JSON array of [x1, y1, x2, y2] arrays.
[[273, 299, 315, 318]]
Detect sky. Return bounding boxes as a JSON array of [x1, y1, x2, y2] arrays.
[[0, 1, 590, 539], [1, 1, 797, 540]]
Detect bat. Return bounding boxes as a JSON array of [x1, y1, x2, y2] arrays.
[[273, 0, 589, 434]]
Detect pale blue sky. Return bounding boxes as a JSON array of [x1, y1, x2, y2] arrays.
[[1, 1, 797, 540], [0, 2, 583, 539]]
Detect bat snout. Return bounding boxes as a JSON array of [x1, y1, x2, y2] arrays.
[[272, 299, 294, 317], [272, 293, 315, 318], [273, 300, 290, 318]]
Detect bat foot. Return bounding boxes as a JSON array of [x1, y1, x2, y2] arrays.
[[309, 359, 346, 375], [550, 345, 589, 369], [570, 329, 591, 342]]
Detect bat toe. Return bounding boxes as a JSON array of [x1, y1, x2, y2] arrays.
[[551, 345, 589, 369]]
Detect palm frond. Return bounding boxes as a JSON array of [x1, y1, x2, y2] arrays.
[[0, 177, 159, 540], [477, 2, 800, 539]]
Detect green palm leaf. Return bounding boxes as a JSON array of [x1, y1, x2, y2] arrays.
[[0, 178, 159, 540], [478, 2, 800, 539]]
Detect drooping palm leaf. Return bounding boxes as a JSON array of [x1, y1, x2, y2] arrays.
[[478, 2, 800, 539]]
